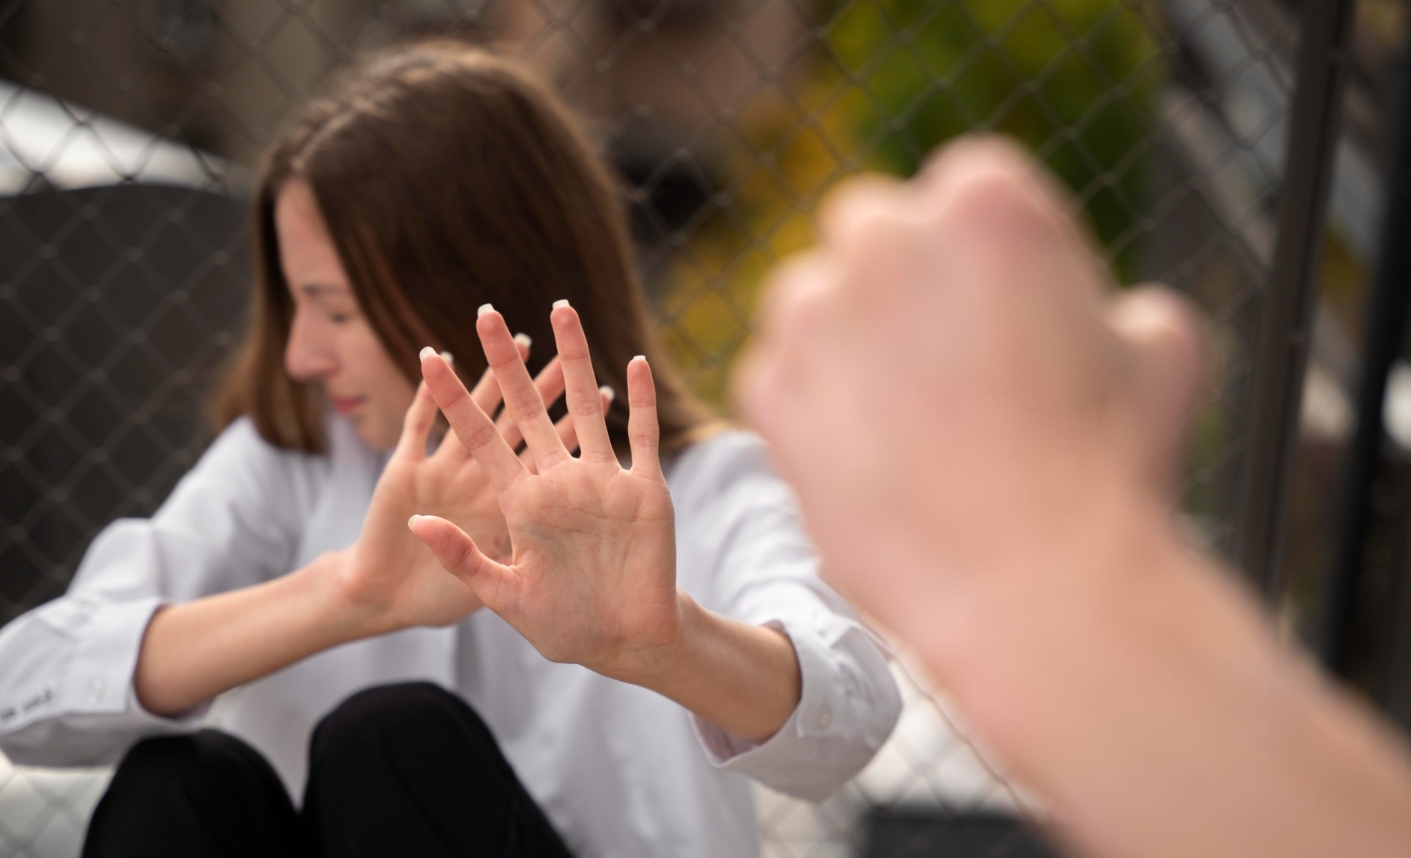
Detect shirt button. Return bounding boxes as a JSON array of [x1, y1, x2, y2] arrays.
[[815, 708, 831, 730], [89, 678, 105, 703]]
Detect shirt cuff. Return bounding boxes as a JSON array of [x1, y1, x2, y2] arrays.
[[63, 598, 208, 727], [692, 617, 890, 802]]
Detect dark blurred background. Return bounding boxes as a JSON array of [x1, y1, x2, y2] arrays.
[[2, 1, 1410, 856]]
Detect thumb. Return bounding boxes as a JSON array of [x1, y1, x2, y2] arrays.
[[408, 515, 516, 608], [1106, 285, 1206, 496]]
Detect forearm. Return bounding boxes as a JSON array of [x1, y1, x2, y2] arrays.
[[936, 508, 1411, 858], [612, 592, 802, 743], [132, 552, 371, 716]]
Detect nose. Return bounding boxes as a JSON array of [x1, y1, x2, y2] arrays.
[[284, 305, 338, 382]]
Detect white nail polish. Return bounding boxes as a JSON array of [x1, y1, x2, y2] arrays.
[[478, 303, 494, 317], [552, 299, 570, 309], [440, 350, 453, 365], [600, 385, 615, 403], [513, 333, 532, 348], [419, 346, 437, 361], [632, 355, 646, 362]]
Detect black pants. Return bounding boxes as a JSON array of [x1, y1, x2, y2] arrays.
[[82, 682, 573, 858]]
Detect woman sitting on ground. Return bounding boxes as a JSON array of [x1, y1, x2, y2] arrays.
[[0, 41, 900, 858]]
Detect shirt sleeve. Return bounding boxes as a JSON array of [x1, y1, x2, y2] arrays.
[[670, 432, 902, 802], [0, 418, 320, 766]]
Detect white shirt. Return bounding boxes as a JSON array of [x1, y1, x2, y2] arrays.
[[0, 416, 901, 858]]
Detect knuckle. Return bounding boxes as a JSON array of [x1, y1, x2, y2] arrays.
[[450, 536, 476, 572], [569, 393, 602, 417], [437, 379, 469, 410], [507, 399, 545, 424], [941, 166, 1050, 235], [459, 416, 497, 450]]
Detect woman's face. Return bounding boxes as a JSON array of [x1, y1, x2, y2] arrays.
[[276, 177, 415, 451]]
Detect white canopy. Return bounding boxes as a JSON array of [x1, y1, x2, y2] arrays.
[[0, 79, 240, 196]]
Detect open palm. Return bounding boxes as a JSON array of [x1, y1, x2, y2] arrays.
[[412, 304, 679, 677], [339, 344, 591, 634]]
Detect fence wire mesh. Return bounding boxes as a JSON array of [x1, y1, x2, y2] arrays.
[[0, 0, 1337, 855]]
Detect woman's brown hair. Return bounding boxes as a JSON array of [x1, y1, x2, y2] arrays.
[[212, 40, 711, 454]]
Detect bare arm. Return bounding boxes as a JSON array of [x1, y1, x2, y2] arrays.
[[133, 553, 364, 716], [948, 499, 1411, 858], [413, 305, 802, 743], [140, 544, 800, 735], [736, 136, 1411, 858], [605, 592, 800, 743], [133, 350, 586, 718]]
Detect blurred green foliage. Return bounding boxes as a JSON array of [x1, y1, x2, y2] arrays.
[[825, 0, 1165, 275], [662, 0, 1167, 405]]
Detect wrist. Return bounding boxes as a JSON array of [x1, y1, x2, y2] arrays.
[[307, 549, 399, 642], [928, 500, 1411, 858], [926, 494, 1285, 787], [598, 591, 802, 742], [936, 489, 1187, 678], [592, 589, 699, 687]]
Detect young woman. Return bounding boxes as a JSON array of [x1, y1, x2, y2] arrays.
[[0, 42, 900, 858]]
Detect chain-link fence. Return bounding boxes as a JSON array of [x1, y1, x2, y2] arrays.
[[0, 0, 1398, 855]]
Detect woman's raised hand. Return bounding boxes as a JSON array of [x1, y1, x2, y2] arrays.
[[336, 340, 590, 634], [412, 303, 680, 681]]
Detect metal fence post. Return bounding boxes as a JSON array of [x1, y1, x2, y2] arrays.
[[1321, 18, 1411, 677], [1233, 0, 1357, 596]]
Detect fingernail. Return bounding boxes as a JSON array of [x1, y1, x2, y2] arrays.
[[478, 303, 494, 317], [407, 515, 421, 528], [599, 385, 615, 403], [440, 350, 453, 365], [552, 299, 570, 309], [513, 333, 532, 348], [419, 346, 437, 361], [632, 355, 646, 362]]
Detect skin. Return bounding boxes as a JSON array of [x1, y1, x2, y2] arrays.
[[133, 179, 801, 747], [412, 304, 802, 741], [734, 135, 1411, 858], [279, 178, 414, 452], [133, 179, 572, 712]]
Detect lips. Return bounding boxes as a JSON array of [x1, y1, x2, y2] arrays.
[[329, 395, 365, 415]]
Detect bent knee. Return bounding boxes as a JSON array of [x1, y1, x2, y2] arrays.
[[310, 682, 506, 781], [313, 682, 481, 755], [101, 729, 284, 818], [118, 730, 265, 783]]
